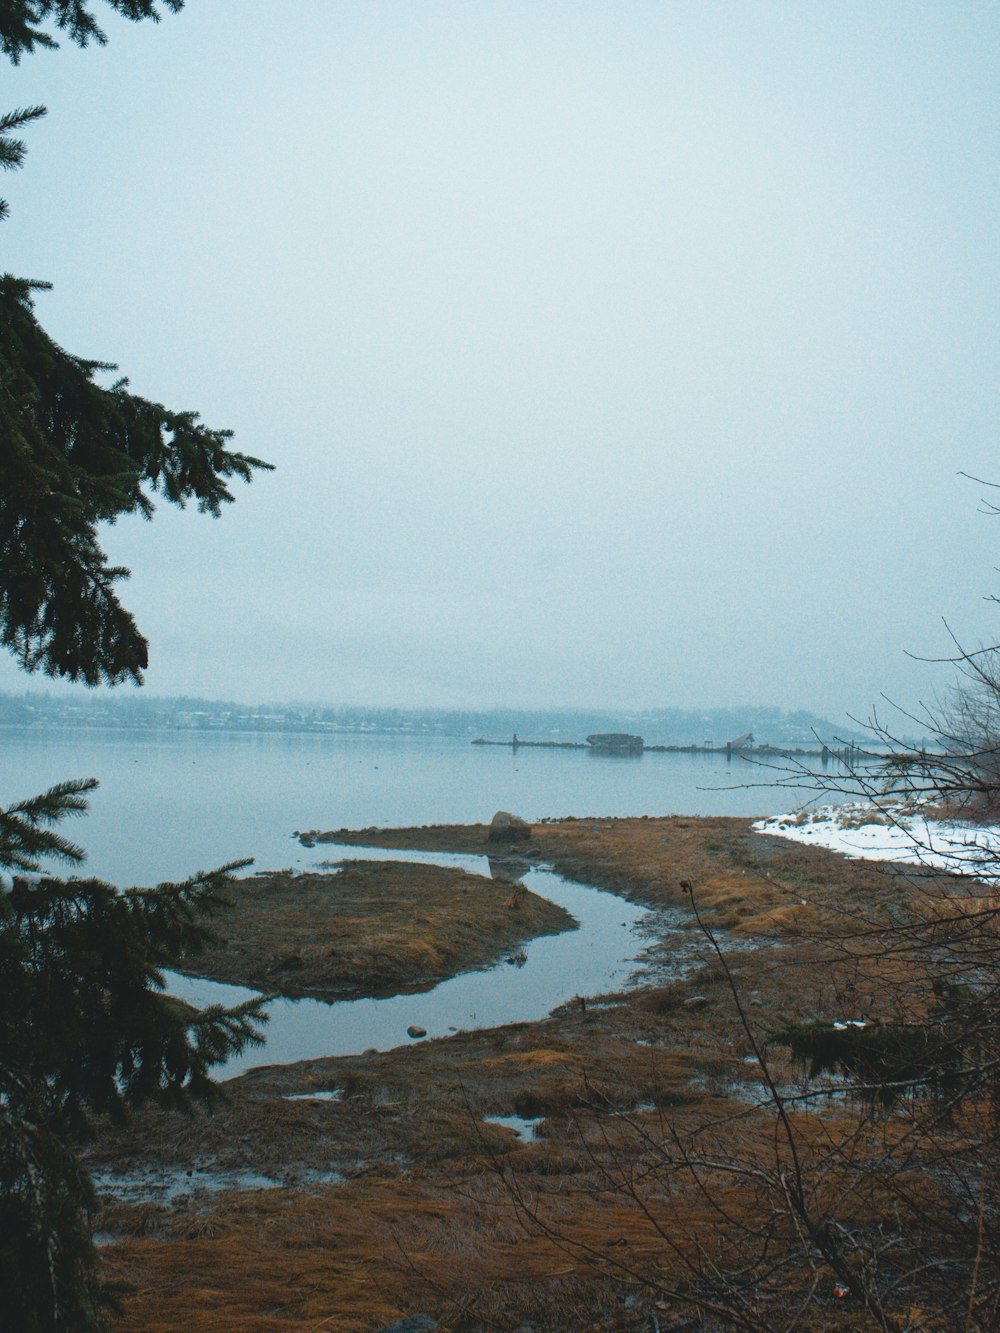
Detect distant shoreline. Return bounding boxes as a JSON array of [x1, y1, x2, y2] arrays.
[[0, 691, 880, 749], [0, 719, 884, 760]]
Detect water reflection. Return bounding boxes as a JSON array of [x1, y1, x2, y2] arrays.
[[165, 847, 649, 1079]]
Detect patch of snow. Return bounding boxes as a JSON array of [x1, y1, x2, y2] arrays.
[[754, 805, 1000, 882]]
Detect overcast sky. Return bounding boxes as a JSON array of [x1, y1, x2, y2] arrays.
[[3, 1, 999, 720]]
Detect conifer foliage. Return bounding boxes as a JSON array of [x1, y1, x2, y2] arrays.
[[0, 786, 266, 1329], [1, 4, 274, 1327], [0, 1, 182, 64], [0, 273, 271, 685]]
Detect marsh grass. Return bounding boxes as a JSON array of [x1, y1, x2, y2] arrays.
[[94, 813, 1000, 1329], [179, 860, 573, 1001]]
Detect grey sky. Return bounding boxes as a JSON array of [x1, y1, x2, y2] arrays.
[[3, 1, 999, 720]]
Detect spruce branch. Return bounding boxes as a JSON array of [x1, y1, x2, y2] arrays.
[[0, 777, 98, 873], [0, 103, 46, 220], [1, 2, 185, 64]]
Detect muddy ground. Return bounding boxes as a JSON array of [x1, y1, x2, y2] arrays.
[[93, 815, 970, 1331]]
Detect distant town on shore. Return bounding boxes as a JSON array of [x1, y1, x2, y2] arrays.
[[0, 692, 886, 748]]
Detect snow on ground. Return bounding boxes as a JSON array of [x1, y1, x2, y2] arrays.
[[754, 804, 1000, 883]]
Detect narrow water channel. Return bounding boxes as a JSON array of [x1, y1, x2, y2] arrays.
[[164, 847, 650, 1079]]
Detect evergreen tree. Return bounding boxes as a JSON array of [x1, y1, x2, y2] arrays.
[[0, 270, 270, 685], [1, 1, 183, 65], [0, 784, 266, 1329], [1, 5, 274, 1327]]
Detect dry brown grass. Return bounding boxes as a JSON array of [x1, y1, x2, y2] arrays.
[[102, 1093, 973, 1332], [182, 860, 572, 1000], [325, 813, 930, 941]]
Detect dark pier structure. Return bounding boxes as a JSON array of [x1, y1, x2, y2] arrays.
[[471, 732, 875, 762]]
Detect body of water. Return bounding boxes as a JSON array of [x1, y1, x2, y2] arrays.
[[2, 728, 819, 1075], [165, 845, 655, 1078], [0, 727, 813, 886]]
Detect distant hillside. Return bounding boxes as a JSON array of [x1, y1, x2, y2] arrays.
[[0, 693, 866, 746]]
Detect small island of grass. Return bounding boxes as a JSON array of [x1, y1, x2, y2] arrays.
[[181, 859, 574, 1001]]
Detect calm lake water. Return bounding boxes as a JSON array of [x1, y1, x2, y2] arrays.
[[0, 727, 816, 886]]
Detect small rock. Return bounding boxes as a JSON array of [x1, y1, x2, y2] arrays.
[[376, 1317, 437, 1333], [682, 995, 709, 1010], [488, 810, 532, 843], [406, 1025, 427, 1039]]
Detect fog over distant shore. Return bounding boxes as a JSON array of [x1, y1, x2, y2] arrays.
[[0, 691, 875, 747]]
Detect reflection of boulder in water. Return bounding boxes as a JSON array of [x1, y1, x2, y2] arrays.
[[488, 854, 532, 883], [488, 810, 532, 842]]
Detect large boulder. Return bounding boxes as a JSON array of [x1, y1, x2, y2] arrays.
[[488, 810, 532, 843]]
